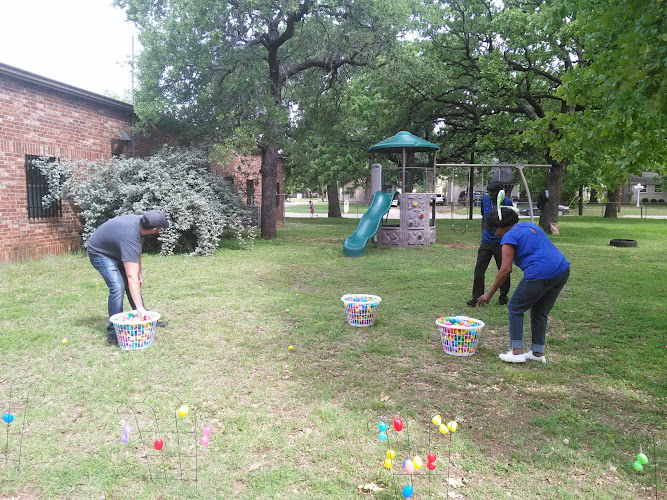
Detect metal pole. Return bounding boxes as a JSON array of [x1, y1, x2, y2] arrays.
[[516, 165, 535, 224]]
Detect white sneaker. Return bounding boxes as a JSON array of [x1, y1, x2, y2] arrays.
[[499, 350, 527, 363], [524, 351, 547, 363]]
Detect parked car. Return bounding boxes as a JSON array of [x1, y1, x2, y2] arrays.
[[434, 194, 445, 205], [391, 195, 399, 207], [458, 190, 484, 205], [519, 205, 570, 216]]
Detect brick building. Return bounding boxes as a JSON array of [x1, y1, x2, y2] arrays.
[[211, 154, 284, 224], [0, 62, 174, 262]]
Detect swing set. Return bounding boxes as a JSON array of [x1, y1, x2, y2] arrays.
[[435, 163, 551, 235]]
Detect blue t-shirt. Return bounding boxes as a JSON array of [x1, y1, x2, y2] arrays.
[[501, 222, 570, 279], [481, 195, 514, 243], [87, 215, 143, 263]]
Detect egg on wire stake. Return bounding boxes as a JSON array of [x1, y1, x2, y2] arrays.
[[177, 405, 188, 418]]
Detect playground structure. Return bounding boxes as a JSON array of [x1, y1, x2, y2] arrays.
[[343, 132, 440, 257], [343, 131, 551, 257]]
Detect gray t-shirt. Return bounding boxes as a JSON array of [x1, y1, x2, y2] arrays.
[[87, 215, 142, 263]]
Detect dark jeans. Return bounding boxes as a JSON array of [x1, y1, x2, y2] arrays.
[[88, 252, 145, 335], [472, 241, 510, 301], [508, 267, 570, 354]]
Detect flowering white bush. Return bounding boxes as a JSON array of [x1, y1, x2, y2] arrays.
[[36, 147, 254, 256]]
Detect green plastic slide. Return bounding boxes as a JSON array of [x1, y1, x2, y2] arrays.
[[343, 191, 397, 257]]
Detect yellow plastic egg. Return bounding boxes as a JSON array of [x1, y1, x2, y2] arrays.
[[432, 414, 442, 426], [413, 456, 423, 469], [177, 405, 189, 418], [61, 338, 68, 344], [384, 458, 393, 469], [288, 345, 294, 351], [447, 421, 458, 432], [439, 424, 449, 434]]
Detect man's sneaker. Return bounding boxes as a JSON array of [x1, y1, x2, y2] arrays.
[[156, 320, 168, 328], [107, 333, 118, 344], [498, 296, 508, 305], [499, 350, 526, 363], [466, 299, 477, 307], [524, 350, 547, 363]]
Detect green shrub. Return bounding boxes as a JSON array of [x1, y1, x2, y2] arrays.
[[36, 147, 254, 256]]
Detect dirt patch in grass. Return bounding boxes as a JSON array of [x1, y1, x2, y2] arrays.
[[444, 244, 478, 250]]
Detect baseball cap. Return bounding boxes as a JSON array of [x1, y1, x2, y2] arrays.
[[141, 210, 169, 229]]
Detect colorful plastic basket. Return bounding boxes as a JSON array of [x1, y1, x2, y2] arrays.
[[109, 310, 160, 350], [436, 316, 485, 356], [341, 294, 382, 327]]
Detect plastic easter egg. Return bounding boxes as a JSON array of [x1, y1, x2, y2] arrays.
[[120, 433, 129, 443], [404, 459, 415, 474], [288, 345, 294, 351], [386, 449, 396, 459], [201, 436, 210, 446], [177, 405, 188, 418], [378, 421, 388, 432], [384, 458, 393, 469], [447, 421, 458, 432], [427, 461, 436, 471], [202, 426, 212, 437], [62, 338, 68, 344], [154, 438, 164, 450], [431, 415, 441, 426], [402, 484, 413, 498], [439, 424, 449, 434], [393, 418, 403, 432], [123, 424, 133, 435], [378, 431, 387, 441], [2, 413, 14, 424], [633, 460, 643, 472], [413, 456, 423, 469], [637, 453, 648, 465], [427, 452, 437, 462]]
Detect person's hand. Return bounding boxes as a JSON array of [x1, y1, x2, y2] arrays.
[[136, 306, 149, 318], [476, 293, 492, 307]]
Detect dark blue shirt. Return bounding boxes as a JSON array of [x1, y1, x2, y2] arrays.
[[501, 222, 570, 279], [481, 195, 513, 243]]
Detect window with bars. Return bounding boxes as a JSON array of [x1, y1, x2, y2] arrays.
[[25, 155, 61, 219]]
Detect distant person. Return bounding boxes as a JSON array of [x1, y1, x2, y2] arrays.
[[477, 207, 570, 364], [467, 182, 513, 307], [309, 200, 315, 217], [87, 210, 169, 344]]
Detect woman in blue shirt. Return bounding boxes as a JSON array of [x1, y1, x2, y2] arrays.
[[476, 207, 570, 363]]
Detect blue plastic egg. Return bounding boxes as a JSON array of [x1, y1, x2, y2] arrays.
[[378, 421, 388, 432], [402, 484, 413, 498], [2, 413, 14, 424]]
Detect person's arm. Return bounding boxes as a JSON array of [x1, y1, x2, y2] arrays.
[[123, 261, 147, 315], [476, 244, 515, 306]]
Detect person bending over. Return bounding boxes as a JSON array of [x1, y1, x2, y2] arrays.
[[87, 210, 169, 344], [477, 207, 570, 364]]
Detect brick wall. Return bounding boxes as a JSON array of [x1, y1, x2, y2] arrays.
[[211, 154, 284, 219], [0, 69, 172, 262]]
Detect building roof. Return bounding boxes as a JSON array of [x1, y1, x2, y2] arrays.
[[369, 131, 440, 153], [0, 61, 134, 113]]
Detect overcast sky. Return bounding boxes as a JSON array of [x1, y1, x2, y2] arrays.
[[0, 0, 139, 99]]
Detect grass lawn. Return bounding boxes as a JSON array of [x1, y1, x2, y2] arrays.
[[0, 216, 664, 499]]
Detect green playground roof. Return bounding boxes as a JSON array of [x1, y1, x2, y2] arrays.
[[368, 131, 440, 153]]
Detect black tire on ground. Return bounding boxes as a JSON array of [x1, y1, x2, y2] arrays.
[[609, 239, 638, 247]]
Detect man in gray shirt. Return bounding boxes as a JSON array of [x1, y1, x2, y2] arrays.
[[87, 210, 169, 344]]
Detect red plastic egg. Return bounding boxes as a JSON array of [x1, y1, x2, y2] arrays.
[[427, 452, 437, 462], [427, 461, 436, 471], [154, 438, 164, 450], [393, 418, 403, 432]]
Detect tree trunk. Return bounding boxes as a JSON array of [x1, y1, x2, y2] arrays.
[[589, 188, 598, 204], [327, 184, 341, 218], [604, 186, 619, 218], [260, 145, 279, 239], [539, 157, 566, 234]]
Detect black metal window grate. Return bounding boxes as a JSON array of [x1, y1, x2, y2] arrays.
[[25, 155, 61, 219]]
